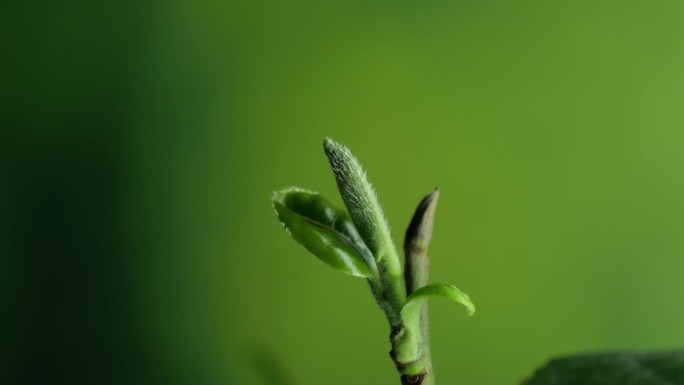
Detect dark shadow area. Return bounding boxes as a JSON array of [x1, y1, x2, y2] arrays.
[[1, 2, 161, 384]]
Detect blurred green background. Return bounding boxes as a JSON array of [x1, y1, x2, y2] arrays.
[[4, 1, 684, 384]]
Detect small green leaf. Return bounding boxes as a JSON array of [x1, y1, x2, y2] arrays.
[[401, 283, 475, 326], [272, 187, 375, 278]]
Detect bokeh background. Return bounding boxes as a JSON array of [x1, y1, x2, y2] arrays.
[[4, 1, 684, 384]]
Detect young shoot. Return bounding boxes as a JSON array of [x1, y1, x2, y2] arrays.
[[272, 137, 475, 385]]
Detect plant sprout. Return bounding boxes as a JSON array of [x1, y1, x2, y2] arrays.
[[272, 137, 474, 385]]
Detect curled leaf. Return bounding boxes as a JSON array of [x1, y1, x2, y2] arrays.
[[404, 188, 440, 295], [272, 187, 375, 278], [401, 283, 475, 326]]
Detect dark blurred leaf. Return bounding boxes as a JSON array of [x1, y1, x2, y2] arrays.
[[524, 351, 684, 385], [251, 349, 296, 385]]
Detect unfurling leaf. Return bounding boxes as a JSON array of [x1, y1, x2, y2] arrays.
[[323, 138, 402, 277], [401, 283, 475, 326], [272, 187, 375, 278]]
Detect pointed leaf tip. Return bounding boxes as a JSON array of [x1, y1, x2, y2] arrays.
[[272, 188, 375, 278], [404, 188, 440, 251]]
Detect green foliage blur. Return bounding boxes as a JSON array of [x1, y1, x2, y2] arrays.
[[4, 1, 684, 384]]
